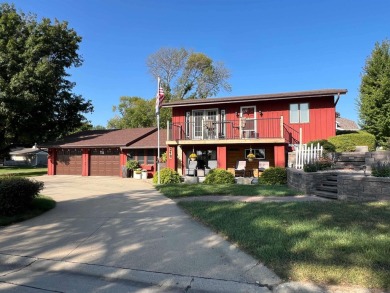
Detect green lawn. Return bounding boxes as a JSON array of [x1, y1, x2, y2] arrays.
[[178, 201, 390, 290], [0, 195, 56, 226], [156, 183, 301, 198], [0, 166, 47, 177]]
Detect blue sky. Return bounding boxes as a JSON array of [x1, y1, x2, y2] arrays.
[[8, 0, 390, 126]]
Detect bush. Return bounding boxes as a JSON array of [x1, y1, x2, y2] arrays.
[[0, 177, 44, 216], [303, 158, 333, 172], [204, 169, 235, 184], [306, 139, 336, 153], [371, 161, 390, 177], [153, 168, 181, 184], [258, 167, 287, 185], [328, 132, 376, 152], [126, 160, 139, 170]]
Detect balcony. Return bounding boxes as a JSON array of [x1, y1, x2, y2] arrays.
[[167, 117, 300, 145]]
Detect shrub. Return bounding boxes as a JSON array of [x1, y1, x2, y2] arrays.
[[153, 168, 181, 184], [0, 177, 44, 216], [204, 169, 235, 184], [306, 139, 336, 153], [303, 158, 333, 172], [328, 132, 376, 152], [126, 160, 139, 170], [258, 167, 287, 185], [371, 161, 390, 177]]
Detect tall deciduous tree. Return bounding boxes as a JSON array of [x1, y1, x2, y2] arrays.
[[358, 40, 390, 147], [147, 47, 231, 100], [0, 4, 93, 151], [108, 97, 170, 129]]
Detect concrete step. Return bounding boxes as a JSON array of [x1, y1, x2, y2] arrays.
[[314, 190, 338, 199]]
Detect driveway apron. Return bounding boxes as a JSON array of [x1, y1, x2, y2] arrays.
[[0, 176, 280, 292]]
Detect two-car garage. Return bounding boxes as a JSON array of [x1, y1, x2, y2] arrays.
[[55, 148, 121, 176], [44, 128, 165, 177]]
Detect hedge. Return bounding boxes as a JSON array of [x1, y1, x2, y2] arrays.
[[328, 132, 376, 152]]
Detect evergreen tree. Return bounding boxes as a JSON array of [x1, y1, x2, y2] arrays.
[[358, 40, 390, 148]]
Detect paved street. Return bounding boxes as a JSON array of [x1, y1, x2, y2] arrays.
[[0, 176, 280, 292]]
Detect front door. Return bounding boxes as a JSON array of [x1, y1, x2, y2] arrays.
[[240, 106, 256, 138], [192, 109, 218, 139]]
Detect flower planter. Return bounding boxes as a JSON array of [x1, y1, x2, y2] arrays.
[[134, 172, 142, 179], [141, 171, 148, 179]]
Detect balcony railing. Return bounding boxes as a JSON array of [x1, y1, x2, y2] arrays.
[[167, 117, 300, 143]]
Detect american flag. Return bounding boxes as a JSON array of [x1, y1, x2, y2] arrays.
[[155, 78, 165, 114]]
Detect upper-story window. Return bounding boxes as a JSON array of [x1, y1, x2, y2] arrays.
[[290, 103, 309, 123]]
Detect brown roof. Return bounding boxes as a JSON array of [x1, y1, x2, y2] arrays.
[[162, 89, 348, 108], [123, 129, 167, 149], [40, 128, 157, 148], [336, 118, 359, 130]]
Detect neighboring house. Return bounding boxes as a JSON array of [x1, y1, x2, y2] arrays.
[[6, 144, 48, 167], [40, 128, 167, 177], [162, 89, 347, 175], [336, 117, 359, 132]]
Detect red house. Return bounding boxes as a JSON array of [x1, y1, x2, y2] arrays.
[[162, 89, 347, 175]]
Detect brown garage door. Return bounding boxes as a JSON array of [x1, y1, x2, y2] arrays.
[[90, 148, 120, 176], [56, 149, 82, 175]]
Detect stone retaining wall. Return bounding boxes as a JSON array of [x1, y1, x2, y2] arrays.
[[287, 168, 390, 201], [287, 168, 327, 194], [365, 151, 390, 171], [338, 175, 390, 201]]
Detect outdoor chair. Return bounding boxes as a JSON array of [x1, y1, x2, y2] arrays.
[[186, 160, 198, 176], [258, 161, 270, 176], [234, 160, 246, 177], [205, 160, 218, 175]]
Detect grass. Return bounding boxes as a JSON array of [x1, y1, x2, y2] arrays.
[[156, 183, 301, 198], [0, 166, 47, 177], [178, 200, 390, 290], [0, 195, 56, 226]]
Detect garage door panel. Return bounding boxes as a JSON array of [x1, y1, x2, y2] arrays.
[[90, 149, 120, 176], [56, 149, 82, 175]]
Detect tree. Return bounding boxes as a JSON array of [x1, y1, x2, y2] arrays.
[[107, 96, 170, 129], [358, 40, 390, 147], [0, 4, 93, 151], [147, 48, 231, 100]]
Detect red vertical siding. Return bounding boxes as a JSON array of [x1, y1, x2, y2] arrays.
[[166, 146, 176, 169], [82, 149, 89, 176], [274, 145, 286, 167], [47, 148, 55, 175], [217, 146, 226, 169]]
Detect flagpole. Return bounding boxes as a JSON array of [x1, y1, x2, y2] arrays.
[[157, 77, 161, 185]]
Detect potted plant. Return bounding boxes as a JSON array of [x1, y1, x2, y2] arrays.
[[141, 169, 148, 179], [126, 160, 139, 178], [134, 168, 142, 179], [247, 153, 256, 162], [189, 153, 197, 161]]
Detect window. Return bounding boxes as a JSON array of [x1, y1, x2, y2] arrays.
[[290, 103, 309, 123], [147, 149, 154, 164], [245, 149, 265, 159]]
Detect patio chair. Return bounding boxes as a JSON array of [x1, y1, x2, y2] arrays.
[[258, 161, 270, 176], [185, 160, 198, 176], [205, 160, 218, 175], [234, 160, 246, 177]]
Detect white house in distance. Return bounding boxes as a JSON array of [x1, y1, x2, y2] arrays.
[[6, 144, 48, 167]]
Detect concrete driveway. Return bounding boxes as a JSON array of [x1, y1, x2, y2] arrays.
[[0, 176, 280, 292]]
